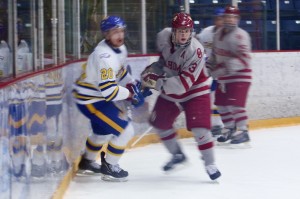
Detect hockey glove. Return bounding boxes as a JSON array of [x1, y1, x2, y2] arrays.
[[126, 81, 145, 108], [142, 87, 153, 98], [141, 72, 166, 90], [141, 64, 166, 90]]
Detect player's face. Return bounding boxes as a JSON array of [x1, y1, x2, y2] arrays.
[[107, 28, 125, 47], [214, 16, 224, 29], [223, 14, 239, 27], [174, 28, 192, 45]]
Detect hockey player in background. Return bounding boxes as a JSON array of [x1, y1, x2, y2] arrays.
[[207, 6, 251, 146], [141, 13, 221, 180], [73, 16, 151, 182], [196, 8, 225, 138]]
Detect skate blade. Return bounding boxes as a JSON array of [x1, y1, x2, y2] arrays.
[[163, 161, 190, 174], [76, 170, 103, 176], [101, 175, 128, 182], [31, 175, 46, 182], [209, 179, 220, 184], [215, 140, 231, 147], [215, 141, 251, 149], [229, 142, 251, 149]]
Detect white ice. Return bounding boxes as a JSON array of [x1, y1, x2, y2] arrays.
[[64, 125, 300, 199]]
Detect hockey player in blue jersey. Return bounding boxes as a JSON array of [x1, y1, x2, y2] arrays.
[[73, 16, 151, 182]]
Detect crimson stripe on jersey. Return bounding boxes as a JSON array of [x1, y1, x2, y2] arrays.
[[237, 56, 249, 67], [181, 70, 195, 83], [179, 74, 190, 91], [219, 71, 252, 80], [218, 76, 252, 80], [166, 85, 209, 99]]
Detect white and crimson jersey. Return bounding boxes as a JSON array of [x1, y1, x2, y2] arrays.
[[210, 27, 252, 83], [151, 28, 210, 103], [73, 40, 133, 104], [196, 25, 217, 59]]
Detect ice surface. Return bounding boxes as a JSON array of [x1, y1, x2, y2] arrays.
[[64, 125, 300, 199]]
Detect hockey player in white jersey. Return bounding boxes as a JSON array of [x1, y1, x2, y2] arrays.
[[207, 6, 252, 146], [196, 8, 225, 137], [73, 16, 151, 181], [141, 13, 221, 180]]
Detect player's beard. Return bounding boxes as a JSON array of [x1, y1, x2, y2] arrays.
[[111, 38, 124, 48], [224, 23, 237, 32]]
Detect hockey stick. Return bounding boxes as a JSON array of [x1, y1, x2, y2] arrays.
[[130, 126, 153, 148]]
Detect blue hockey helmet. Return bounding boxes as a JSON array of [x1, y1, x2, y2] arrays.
[[214, 7, 225, 17], [100, 16, 126, 33]]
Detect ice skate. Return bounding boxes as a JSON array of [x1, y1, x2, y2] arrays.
[[100, 152, 128, 182], [163, 153, 188, 173], [31, 147, 47, 179], [31, 150, 47, 179], [205, 164, 221, 180], [11, 163, 26, 179], [11, 145, 28, 180], [77, 157, 102, 176], [230, 130, 251, 149], [216, 127, 236, 145], [31, 162, 46, 180], [211, 125, 222, 137], [48, 159, 64, 175]]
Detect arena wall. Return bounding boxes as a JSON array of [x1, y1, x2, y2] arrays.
[[1, 52, 300, 199]]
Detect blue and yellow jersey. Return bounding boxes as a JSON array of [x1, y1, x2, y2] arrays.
[[73, 40, 133, 105]]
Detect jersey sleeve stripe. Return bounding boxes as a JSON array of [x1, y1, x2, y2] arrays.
[[99, 81, 117, 90], [73, 91, 105, 100], [119, 69, 128, 81], [181, 70, 195, 83], [179, 74, 190, 91], [105, 86, 119, 101], [76, 81, 98, 91], [237, 56, 249, 67]]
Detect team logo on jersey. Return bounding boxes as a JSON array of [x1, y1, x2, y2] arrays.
[[99, 53, 110, 59], [197, 48, 203, 59], [166, 61, 181, 72]]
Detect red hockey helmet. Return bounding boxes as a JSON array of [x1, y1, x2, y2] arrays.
[[224, 5, 240, 16], [172, 13, 194, 29]]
